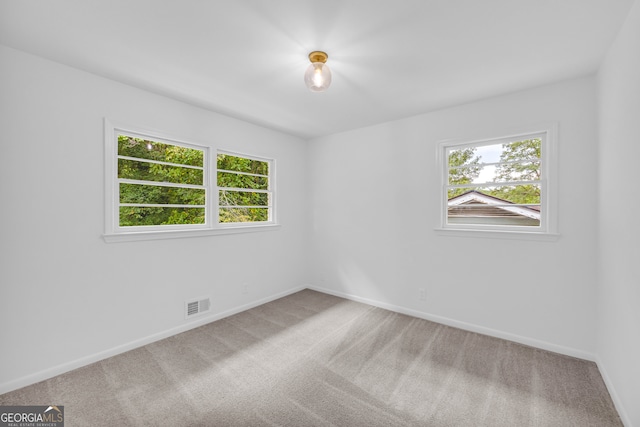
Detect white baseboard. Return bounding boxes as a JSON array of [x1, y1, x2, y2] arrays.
[[596, 357, 632, 427], [0, 285, 306, 395], [307, 285, 596, 362]]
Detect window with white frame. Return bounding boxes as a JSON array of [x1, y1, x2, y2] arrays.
[[108, 128, 209, 232], [439, 126, 557, 235], [104, 120, 277, 241], [217, 151, 273, 224]]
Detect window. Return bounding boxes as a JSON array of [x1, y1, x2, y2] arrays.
[[217, 151, 273, 224], [438, 125, 557, 238], [104, 120, 278, 242]]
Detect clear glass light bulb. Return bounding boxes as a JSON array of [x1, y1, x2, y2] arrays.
[[304, 62, 332, 92], [313, 67, 324, 87]]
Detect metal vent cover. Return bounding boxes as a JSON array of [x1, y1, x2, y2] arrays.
[[185, 297, 211, 319]]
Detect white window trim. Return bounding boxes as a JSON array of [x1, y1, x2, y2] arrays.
[[435, 123, 559, 241], [103, 119, 279, 243]]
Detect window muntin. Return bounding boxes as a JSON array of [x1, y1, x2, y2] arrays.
[[116, 134, 208, 228], [442, 131, 552, 233], [217, 152, 272, 224]]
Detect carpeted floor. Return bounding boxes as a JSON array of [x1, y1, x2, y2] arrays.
[[0, 289, 622, 426]]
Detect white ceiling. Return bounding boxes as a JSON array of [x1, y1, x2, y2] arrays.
[[0, 0, 634, 139]]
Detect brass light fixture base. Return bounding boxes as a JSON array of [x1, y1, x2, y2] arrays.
[[308, 51, 328, 63]]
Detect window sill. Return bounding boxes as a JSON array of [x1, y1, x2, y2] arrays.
[[103, 223, 281, 243], [434, 228, 560, 242]]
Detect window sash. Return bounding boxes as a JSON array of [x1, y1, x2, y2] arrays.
[[105, 123, 211, 233], [116, 138, 207, 227]]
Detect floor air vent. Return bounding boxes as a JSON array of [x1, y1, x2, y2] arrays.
[[185, 297, 211, 319]]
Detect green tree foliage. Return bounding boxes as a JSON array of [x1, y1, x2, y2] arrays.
[[118, 136, 205, 226], [447, 147, 481, 198], [485, 138, 541, 205], [217, 154, 270, 223], [117, 139, 272, 226]]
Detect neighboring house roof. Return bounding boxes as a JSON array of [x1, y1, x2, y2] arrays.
[[448, 190, 540, 220]]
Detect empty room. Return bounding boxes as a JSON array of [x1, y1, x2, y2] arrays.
[[1, 1, 639, 426]]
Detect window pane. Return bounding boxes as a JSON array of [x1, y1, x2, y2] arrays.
[[447, 205, 540, 227], [217, 171, 268, 189], [219, 190, 268, 206], [118, 158, 203, 185], [120, 183, 205, 205], [118, 135, 203, 166], [449, 161, 540, 185], [119, 206, 205, 226], [447, 186, 541, 227], [217, 154, 268, 175], [449, 139, 541, 186], [219, 207, 268, 223], [471, 139, 541, 164], [448, 185, 540, 204]]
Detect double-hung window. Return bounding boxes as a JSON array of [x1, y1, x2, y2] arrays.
[[438, 125, 557, 238], [104, 120, 277, 242]]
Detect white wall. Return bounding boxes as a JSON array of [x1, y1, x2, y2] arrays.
[[0, 45, 308, 392], [308, 77, 599, 358], [597, 0, 640, 425]]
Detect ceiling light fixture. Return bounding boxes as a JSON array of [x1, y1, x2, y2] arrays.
[[304, 51, 331, 92]]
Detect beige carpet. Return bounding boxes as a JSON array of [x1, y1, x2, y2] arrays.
[[0, 289, 622, 426]]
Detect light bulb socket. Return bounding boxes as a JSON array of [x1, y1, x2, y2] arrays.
[[308, 51, 328, 64]]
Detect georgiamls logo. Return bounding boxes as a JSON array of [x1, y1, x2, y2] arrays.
[[0, 405, 64, 426]]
